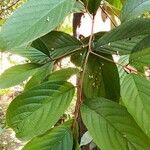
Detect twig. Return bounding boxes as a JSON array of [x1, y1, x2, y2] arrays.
[[88, 15, 95, 51], [100, 6, 117, 27], [73, 15, 95, 124], [91, 51, 118, 65], [90, 51, 146, 76], [52, 44, 88, 61], [79, 15, 95, 105], [74, 51, 90, 121]]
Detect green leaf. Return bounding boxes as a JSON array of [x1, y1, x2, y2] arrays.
[[83, 54, 120, 101], [0, 0, 75, 50], [106, 0, 123, 10], [82, 0, 102, 15], [71, 50, 87, 67], [117, 55, 129, 84], [81, 97, 150, 150], [70, 32, 106, 66], [0, 63, 40, 89], [33, 31, 83, 60], [73, 1, 85, 13], [130, 47, 150, 72], [96, 36, 146, 55], [104, 1, 121, 17], [71, 32, 105, 61], [71, 32, 105, 66], [121, 74, 150, 138], [104, 26, 148, 55], [32, 38, 50, 57], [23, 124, 73, 150], [133, 35, 150, 52], [8, 47, 51, 64], [25, 62, 54, 90], [48, 67, 79, 82], [94, 18, 150, 54], [129, 35, 150, 72], [6, 81, 75, 140], [121, 0, 150, 22]]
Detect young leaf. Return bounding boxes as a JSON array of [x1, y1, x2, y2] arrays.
[[121, 74, 150, 138], [0, 63, 40, 89], [0, 0, 75, 50], [33, 31, 83, 60], [48, 67, 79, 82], [25, 62, 54, 90], [83, 54, 120, 101], [121, 0, 150, 22], [94, 18, 150, 54], [6, 81, 75, 140], [80, 131, 93, 146], [23, 125, 73, 150], [81, 97, 150, 150]]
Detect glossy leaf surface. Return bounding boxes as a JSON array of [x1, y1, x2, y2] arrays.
[[32, 31, 83, 60], [95, 18, 150, 54], [83, 54, 120, 101], [121, 0, 150, 22], [121, 74, 150, 137], [81, 97, 150, 150], [0, 0, 75, 50], [23, 125, 73, 150], [0, 63, 40, 89], [6, 81, 75, 140], [48, 67, 79, 82]]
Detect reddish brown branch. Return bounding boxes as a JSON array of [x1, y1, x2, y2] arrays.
[[100, 6, 117, 27]]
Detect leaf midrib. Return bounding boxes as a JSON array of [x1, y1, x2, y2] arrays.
[[84, 103, 137, 148], [123, 0, 150, 18], [12, 86, 74, 129], [130, 75, 150, 117]]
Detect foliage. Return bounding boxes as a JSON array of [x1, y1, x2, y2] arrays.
[[0, 0, 26, 25], [0, 0, 150, 149]]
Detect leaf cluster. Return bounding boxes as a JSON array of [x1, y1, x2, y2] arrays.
[[0, 0, 150, 149]]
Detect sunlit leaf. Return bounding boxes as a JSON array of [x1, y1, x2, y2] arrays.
[[0, 0, 75, 50], [6, 81, 75, 140], [23, 124, 73, 150]]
